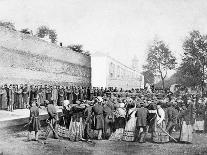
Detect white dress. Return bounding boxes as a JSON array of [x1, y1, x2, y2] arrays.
[[123, 108, 137, 141]]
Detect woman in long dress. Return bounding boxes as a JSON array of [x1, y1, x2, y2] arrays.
[[123, 102, 137, 141], [179, 100, 196, 143], [109, 102, 126, 141], [149, 102, 169, 143], [194, 99, 205, 132]]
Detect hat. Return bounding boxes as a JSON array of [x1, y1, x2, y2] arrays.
[[97, 96, 103, 102], [119, 103, 125, 108], [63, 100, 70, 107], [76, 100, 81, 104]]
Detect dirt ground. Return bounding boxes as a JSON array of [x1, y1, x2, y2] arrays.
[[1, 125, 207, 155]]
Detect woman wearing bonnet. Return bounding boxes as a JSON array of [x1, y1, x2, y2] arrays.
[[109, 101, 126, 141]]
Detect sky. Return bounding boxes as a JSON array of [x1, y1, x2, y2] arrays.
[[1, 0, 207, 74]]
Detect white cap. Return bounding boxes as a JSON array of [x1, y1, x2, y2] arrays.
[[97, 96, 103, 102], [63, 100, 70, 107]]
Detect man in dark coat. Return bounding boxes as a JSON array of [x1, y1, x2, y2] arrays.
[[135, 102, 148, 143], [166, 101, 178, 139], [92, 97, 104, 140], [4, 84, 9, 110], [23, 84, 29, 108], [27, 100, 41, 141], [46, 100, 59, 139], [84, 101, 93, 140], [103, 99, 114, 139]]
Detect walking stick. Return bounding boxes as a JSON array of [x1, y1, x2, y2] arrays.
[[45, 119, 60, 140], [157, 124, 177, 142]]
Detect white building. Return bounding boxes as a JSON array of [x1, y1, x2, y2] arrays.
[[91, 53, 144, 90]]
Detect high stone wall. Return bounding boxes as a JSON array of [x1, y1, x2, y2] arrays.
[[0, 26, 91, 86]]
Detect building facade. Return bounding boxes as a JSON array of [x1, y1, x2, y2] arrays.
[[91, 53, 144, 90]]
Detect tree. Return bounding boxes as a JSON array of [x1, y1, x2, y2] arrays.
[[36, 26, 57, 43], [48, 29, 57, 43], [178, 30, 207, 95], [144, 39, 176, 89], [176, 58, 203, 87], [67, 44, 83, 53], [83, 51, 91, 56], [142, 70, 155, 85], [20, 28, 32, 34], [0, 21, 16, 30]]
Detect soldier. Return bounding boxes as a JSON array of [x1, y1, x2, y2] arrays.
[[92, 97, 104, 140], [0, 85, 7, 110], [166, 100, 178, 140], [23, 84, 29, 108], [135, 102, 149, 143], [58, 86, 65, 106], [27, 100, 41, 141], [46, 100, 59, 139], [8, 84, 14, 112], [103, 98, 114, 139], [51, 85, 58, 106], [84, 101, 94, 140]]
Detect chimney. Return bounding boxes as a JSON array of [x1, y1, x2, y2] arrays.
[[60, 42, 63, 47]]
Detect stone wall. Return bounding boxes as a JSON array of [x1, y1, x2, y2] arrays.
[[0, 26, 91, 86]]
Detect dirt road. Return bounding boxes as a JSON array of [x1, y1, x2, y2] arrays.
[[0, 126, 207, 155]]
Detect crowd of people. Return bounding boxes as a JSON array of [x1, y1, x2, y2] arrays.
[[0, 84, 121, 111], [26, 86, 207, 144]]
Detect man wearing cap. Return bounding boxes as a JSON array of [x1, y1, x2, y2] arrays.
[[166, 100, 178, 140], [51, 85, 58, 106], [84, 100, 94, 140], [46, 100, 59, 139], [8, 84, 14, 112], [92, 97, 104, 140], [103, 98, 114, 139], [23, 84, 29, 108], [135, 101, 148, 143]]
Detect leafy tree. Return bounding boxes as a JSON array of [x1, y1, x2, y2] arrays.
[[83, 51, 91, 56], [176, 58, 203, 87], [67, 44, 83, 53], [0, 21, 16, 30], [48, 29, 57, 43], [178, 30, 207, 94], [144, 39, 176, 89], [36, 26, 57, 43], [20, 28, 32, 34], [142, 70, 155, 85]]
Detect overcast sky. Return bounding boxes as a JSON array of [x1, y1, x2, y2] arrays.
[[0, 0, 207, 73]]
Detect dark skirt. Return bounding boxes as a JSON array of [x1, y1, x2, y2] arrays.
[[28, 117, 41, 132], [94, 114, 104, 130], [115, 117, 126, 129]]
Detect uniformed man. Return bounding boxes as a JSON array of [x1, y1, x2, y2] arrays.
[[46, 100, 59, 139], [135, 102, 148, 143]]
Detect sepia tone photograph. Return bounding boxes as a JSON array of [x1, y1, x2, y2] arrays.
[[0, 0, 207, 154]]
